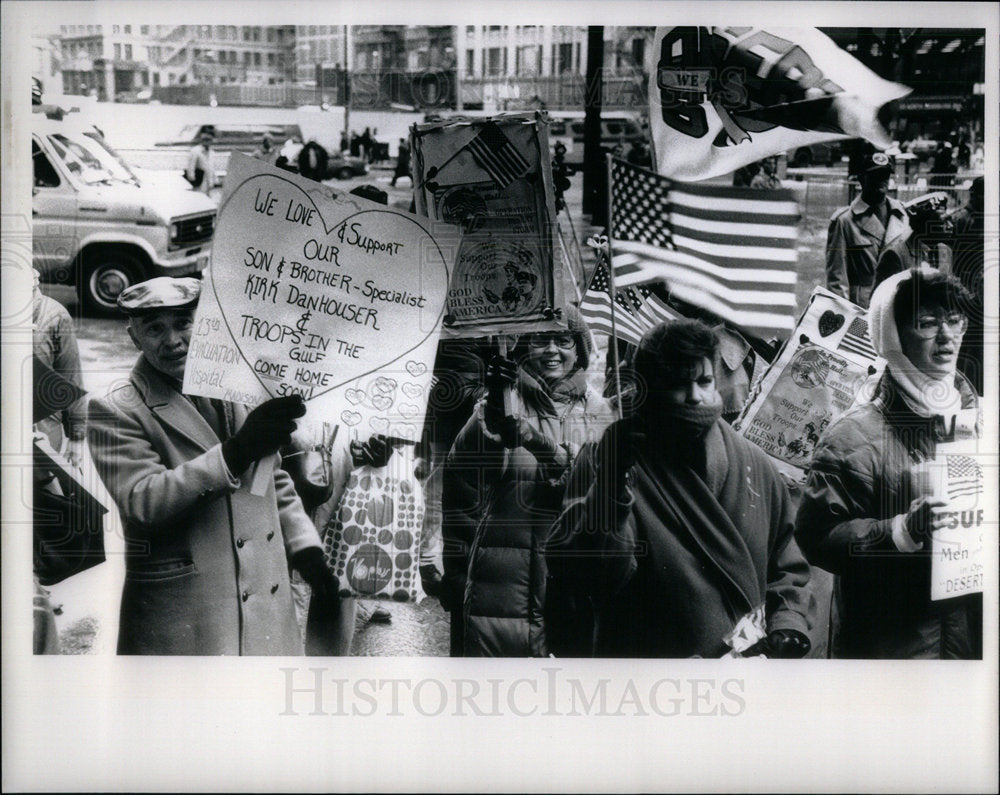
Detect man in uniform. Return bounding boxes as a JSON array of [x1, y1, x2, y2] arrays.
[[826, 151, 910, 308], [88, 277, 338, 655]]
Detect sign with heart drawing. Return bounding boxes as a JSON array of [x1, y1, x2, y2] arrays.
[[733, 287, 885, 482], [183, 154, 457, 441]]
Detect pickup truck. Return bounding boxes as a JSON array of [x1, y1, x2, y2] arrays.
[[32, 110, 216, 315]]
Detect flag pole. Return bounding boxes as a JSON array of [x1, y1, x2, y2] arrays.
[[605, 153, 624, 420]]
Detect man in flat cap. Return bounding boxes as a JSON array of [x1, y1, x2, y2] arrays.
[[88, 277, 338, 655], [826, 151, 911, 309]]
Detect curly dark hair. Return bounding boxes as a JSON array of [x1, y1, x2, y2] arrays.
[[633, 319, 719, 387]]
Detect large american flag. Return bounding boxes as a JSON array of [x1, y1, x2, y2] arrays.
[[609, 158, 800, 340], [579, 259, 680, 346]]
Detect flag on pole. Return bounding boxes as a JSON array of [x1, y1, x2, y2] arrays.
[[462, 121, 531, 188], [579, 259, 680, 345], [648, 27, 911, 181], [609, 158, 800, 340]]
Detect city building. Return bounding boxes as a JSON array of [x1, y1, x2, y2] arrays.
[[58, 24, 296, 102]]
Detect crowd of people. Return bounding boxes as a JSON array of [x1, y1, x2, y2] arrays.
[[33, 138, 985, 660]]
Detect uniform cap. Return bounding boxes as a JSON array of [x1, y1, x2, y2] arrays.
[[117, 277, 201, 315]]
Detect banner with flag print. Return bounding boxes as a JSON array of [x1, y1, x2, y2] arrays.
[[579, 259, 680, 346], [609, 158, 800, 340], [462, 121, 531, 188], [648, 27, 910, 181]]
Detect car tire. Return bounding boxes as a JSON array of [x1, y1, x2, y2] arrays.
[[336, 167, 354, 180], [78, 250, 146, 317]]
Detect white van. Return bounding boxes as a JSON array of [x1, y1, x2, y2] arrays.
[[32, 111, 217, 315]]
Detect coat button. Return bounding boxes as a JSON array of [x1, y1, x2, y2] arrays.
[[242, 590, 250, 602], [266, 531, 275, 541], [236, 538, 245, 548], [271, 583, 279, 594]]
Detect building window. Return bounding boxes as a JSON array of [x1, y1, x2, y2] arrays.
[[466, 26, 475, 38], [124, 25, 131, 34], [125, 44, 132, 60], [254, 51, 261, 66], [141, 25, 149, 35], [556, 42, 573, 74], [268, 52, 275, 66], [268, 28, 275, 42], [465, 49, 475, 77], [244, 51, 251, 65], [113, 25, 120, 34], [243, 27, 250, 41], [486, 47, 504, 76], [114, 43, 122, 59]]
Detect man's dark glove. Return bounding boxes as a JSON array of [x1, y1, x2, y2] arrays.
[[222, 395, 306, 474], [291, 547, 340, 602], [758, 628, 811, 659], [350, 434, 395, 468]]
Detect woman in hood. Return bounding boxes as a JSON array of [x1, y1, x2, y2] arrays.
[[796, 266, 982, 658]]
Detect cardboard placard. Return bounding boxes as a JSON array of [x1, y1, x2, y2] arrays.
[[734, 288, 885, 481], [411, 111, 566, 336], [182, 153, 457, 444], [925, 440, 986, 601]]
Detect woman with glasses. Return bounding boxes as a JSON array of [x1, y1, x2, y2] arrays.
[[441, 306, 613, 656], [796, 267, 982, 658]]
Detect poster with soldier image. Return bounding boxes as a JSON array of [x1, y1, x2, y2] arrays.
[[411, 111, 567, 335], [734, 288, 885, 479]]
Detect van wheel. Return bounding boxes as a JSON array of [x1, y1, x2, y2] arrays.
[[336, 166, 354, 180], [79, 252, 145, 317]]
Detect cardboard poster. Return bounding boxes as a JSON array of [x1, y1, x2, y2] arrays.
[[411, 111, 566, 336], [926, 440, 986, 601], [734, 288, 885, 480], [182, 153, 456, 442]]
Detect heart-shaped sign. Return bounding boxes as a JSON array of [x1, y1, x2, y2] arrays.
[[818, 310, 845, 338], [398, 403, 419, 419], [207, 168, 450, 403], [401, 382, 422, 399], [371, 394, 393, 411], [345, 388, 366, 406], [370, 416, 390, 434]]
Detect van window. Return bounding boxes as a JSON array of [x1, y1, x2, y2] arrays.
[[33, 140, 60, 188], [605, 122, 623, 135]]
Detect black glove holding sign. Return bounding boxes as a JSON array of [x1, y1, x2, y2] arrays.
[[222, 395, 306, 475]]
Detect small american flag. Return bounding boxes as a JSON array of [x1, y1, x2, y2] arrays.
[[579, 260, 680, 346], [837, 316, 879, 361], [947, 455, 983, 500], [609, 158, 800, 340], [463, 122, 530, 188]]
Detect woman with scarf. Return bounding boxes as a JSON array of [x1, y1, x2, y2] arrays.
[[548, 319, 813, 658], [796, 267, 982, 659], [441, 306, 613, 657]]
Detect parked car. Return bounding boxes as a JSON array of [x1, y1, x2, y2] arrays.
[[549, 113, 645, 173], [33, 110, 216, 315], [789, 140, 850, 167], [277, 140, 368, 181], [156, 123, 304, 152]]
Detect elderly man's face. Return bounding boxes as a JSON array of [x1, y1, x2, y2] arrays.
[[127, 308, 195, 381], [898, 305, 967, 379]]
